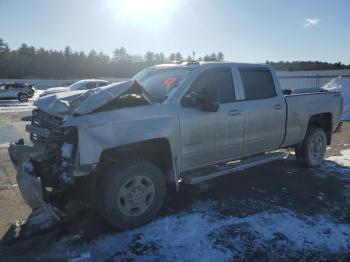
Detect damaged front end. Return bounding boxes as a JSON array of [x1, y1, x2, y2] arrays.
[[9, 81, 154, 214], [8, 109, 85, 215]]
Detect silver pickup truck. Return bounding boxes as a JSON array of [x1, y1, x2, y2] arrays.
[[9, 62, 343, 229]]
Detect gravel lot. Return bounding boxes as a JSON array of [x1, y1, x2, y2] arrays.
[[0, 104, 349, 261]]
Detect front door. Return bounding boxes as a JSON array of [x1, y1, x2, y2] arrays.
[[179, 67, 244, 172]]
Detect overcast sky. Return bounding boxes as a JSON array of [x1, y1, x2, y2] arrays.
[[1, 0, 349, 63]]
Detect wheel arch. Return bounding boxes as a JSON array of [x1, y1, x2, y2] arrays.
[[97, 138, 178, 186], [307, 112, 332, 144]]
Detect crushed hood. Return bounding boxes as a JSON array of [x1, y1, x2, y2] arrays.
[[34, 81, 151, 116]]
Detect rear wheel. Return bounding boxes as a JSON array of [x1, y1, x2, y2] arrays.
[[97, 159, 166, 229], [295, 126, 327, 167], [18, 93, 29, 102]]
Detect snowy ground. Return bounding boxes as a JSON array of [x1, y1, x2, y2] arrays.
[[39, 165, 350, 262], [0, 90, 44, 113]]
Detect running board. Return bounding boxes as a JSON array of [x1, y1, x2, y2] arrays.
[[183, 152, 287, 184]]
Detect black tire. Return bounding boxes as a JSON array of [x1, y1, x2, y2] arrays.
[[97, 159, 166, 229], [295, 126, 327, 167], [18, 93, 29, 102]]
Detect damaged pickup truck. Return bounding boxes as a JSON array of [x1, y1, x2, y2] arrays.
[[9, 62, 343, 229]]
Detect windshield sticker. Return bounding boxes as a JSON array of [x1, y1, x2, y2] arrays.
[[164, 77, 177, 86]]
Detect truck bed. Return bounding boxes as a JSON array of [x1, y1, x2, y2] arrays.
[[282, 91, 342, 147]]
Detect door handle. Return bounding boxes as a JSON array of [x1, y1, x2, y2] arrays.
[[273, 104, 282, 110], [227, 109, 241, 116]]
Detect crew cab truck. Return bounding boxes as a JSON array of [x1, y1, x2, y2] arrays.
[[9, 62, 343, 229]]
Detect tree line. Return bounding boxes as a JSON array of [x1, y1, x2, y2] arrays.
[[0, 38, 224, 79], [1, 37, 349, 79]]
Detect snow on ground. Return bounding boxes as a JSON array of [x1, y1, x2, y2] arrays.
[[49, 205, 350, 261], [0, 90, 43, 113], [322, 149, 350, 179], [321, 76, 350, 121], [38, 152, 350, 261]]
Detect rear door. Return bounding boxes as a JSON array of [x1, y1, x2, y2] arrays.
[[238, 67, 286, 155], [179, 66, 244, 171]]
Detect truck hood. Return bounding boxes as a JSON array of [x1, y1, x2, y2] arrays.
[[34, 81, 151, 117]]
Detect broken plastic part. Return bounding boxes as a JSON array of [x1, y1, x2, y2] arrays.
[[23, 160, 34, 173], [61, 143, 73, 158], [60, 172, 74, 184]]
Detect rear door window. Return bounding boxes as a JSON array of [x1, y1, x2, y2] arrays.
[[190, 67, 235, 104], [239, 69, 276, 100]]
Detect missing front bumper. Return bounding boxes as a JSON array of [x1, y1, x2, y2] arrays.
[[8, 141, 46, 210], [16, 160, 44, 210], [8, 142, 62, 220]]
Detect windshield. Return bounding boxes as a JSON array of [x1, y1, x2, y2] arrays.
[[68, 81, 84, 91], [133, 67, 193, 102]]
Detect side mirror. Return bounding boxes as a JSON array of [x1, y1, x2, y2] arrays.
[[181, 94, 195, 107], [182, 90, 219, 112]]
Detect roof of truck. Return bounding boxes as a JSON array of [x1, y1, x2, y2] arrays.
[[152, 61, 269, 69]]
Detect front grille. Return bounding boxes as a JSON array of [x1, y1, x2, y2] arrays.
[[30, 109, 63, 143]]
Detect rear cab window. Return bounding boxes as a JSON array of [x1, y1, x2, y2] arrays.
[[239, 68, 276, 100], [189, 67, 235, 104]]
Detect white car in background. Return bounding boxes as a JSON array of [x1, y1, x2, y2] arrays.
[[39, 79, 109, 97]]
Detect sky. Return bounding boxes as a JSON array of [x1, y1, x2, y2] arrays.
[[0, 0, 349, 63]]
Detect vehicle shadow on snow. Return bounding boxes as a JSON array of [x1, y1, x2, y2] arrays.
[[164, 156, 350, 220], [1, 156, 350, 260]]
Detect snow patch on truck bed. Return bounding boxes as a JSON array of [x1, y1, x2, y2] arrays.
[[321, 76, 350, 120]]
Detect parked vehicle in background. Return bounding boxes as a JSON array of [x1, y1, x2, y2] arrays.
[[0, 82, 36, 102], [9, 62, 343, 229], [39, 79, 109, 97]]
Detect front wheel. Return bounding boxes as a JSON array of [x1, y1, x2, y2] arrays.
[[295, 126, 327, 167], [18, 93, 29, 102], [97, 159, 166, 229]]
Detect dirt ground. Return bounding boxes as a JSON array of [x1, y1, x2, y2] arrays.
[[0, 109, 350, 261]]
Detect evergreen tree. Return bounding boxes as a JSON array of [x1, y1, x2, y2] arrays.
[[168, 53, 176, 61], [217, 52, 224, 62], [175, 52, 183, 61]]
